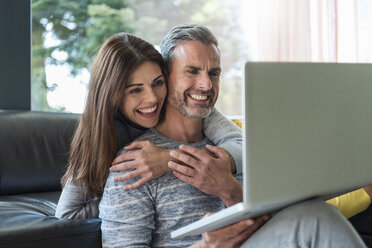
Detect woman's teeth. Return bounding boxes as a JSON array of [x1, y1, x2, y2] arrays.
[[190, 94, 208, 101], [138, 105, 157, 114]]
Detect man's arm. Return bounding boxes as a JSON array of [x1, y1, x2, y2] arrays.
[[364, 184, 372, 201], [203, 107, 242, 174], [99, 171, 154, 248]]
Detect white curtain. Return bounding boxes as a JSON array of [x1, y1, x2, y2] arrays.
[[242, 0, 372, 62]]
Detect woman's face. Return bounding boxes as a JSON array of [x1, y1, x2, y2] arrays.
[[120, 61, 167, 128]]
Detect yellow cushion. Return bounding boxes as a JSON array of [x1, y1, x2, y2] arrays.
[[327, 188, 371, 218], [232, 119, 242, 128]]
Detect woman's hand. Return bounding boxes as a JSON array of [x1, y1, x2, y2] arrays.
[[110, 141, 172, 190]]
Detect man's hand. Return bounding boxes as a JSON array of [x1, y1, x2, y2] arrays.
[[168, 144, 242, 207], [189, 214, 271, 248], [110, 141, 172, 190]]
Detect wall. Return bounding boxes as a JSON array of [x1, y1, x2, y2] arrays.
[[0, 0, 31, 110]]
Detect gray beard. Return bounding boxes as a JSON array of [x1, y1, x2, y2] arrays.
[[168, 91, 213, 119]]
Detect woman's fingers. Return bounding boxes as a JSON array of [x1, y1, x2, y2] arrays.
[[123, 175, 151, 190], [114, 168, 142, 182], [111, 152, 136, 167]]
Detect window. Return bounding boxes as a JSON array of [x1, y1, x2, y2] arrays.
[[31, 0, 372, 115], [31, 0, 248, 115]]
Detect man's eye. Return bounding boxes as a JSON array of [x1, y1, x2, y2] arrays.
[[209, 71, 221, 78], [187, 70, 198, 74], [153, 80, 164, 87], [129, 88, 141, 94]]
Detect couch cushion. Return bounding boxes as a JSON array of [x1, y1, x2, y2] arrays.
[[0, 111, 79, 195], [0, 191, 101, 248]]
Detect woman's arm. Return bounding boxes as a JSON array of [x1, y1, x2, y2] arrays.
[[111, 108, 243, 189], [55, 177, 99, 219], [203, 108, 242, 174], [110, 140, 173, 189]]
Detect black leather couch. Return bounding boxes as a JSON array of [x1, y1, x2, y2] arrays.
[[0, 111, 101, 248], [0, 110, 371, 247], [350, 205, 372, 247]]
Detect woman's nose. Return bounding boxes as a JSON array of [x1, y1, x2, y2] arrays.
[[144, 88, 157, 102]]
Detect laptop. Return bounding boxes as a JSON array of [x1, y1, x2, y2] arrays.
[[171, 62, 372, 239]]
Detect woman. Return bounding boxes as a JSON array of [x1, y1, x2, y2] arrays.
[[55, 32, 242, 219]]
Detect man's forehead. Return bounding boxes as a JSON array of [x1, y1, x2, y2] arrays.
[[172, 40, 220, 66]]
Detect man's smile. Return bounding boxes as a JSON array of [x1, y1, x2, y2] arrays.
[[189, 93, 208, 101]]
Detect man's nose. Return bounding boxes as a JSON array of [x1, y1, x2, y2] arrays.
[[196, 73, 213, 91]]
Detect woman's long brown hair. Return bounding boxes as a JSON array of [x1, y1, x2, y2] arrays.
[[61, 33, 166, 199]]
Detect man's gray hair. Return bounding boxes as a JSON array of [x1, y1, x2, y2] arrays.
[[160, 24, 219, 73]]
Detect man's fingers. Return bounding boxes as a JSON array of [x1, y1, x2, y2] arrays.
[[254, 215, 271, 227], [205, 144, 226, 158], [169, 150, 198, 168], [172, 171, 194, 186], [237, 215, 269, 236], [178, 144, 208, 160], [204, 212, 213, 218], [204, 218, 254, 243], [229, 215, 270, 245], [226, 219, 255, 237], [168, 161, 196, 177]]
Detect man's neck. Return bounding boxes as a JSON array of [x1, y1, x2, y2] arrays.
[[156, 105, 204, 143]]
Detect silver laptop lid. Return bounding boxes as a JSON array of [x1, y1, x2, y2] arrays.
[[243, 62, 372, 207]]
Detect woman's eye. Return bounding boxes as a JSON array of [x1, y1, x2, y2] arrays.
[[153, 80, 164, 87], [129, 88, 141, 94]]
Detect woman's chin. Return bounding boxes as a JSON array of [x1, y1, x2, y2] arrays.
[[135, 115, 159, 129]]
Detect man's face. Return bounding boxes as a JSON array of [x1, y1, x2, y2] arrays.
[[167, 40, 221, 119]]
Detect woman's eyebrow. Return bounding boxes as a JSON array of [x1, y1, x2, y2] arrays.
[[125, 83, 143, 89], [126, 74, 164, 88], [152, 74, 164, 82]]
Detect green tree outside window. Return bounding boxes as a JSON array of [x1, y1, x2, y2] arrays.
[[32, 0, 246, 115]]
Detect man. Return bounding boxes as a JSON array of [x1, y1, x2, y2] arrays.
[[99, 24, 366, 248]]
